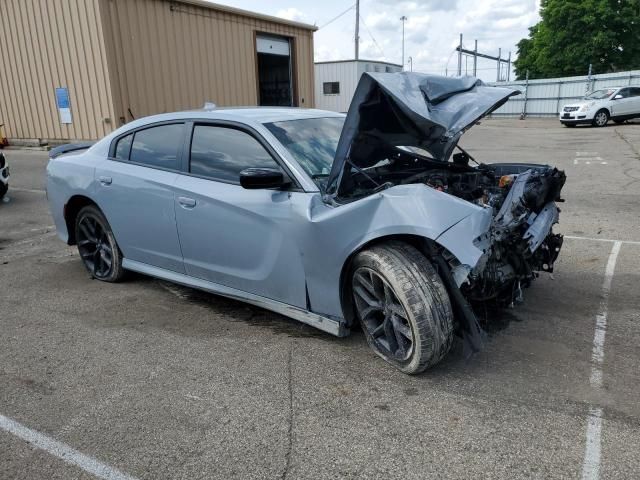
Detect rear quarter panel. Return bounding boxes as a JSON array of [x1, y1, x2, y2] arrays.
[[46, 150, 101, 243]]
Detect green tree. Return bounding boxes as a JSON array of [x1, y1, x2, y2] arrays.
[[514, 0, 640, 80]]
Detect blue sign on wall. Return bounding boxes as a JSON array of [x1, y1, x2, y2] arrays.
[[55, 87, 72, 124]]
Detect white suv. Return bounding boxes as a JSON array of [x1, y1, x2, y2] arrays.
[[560, 86, 640, 127]]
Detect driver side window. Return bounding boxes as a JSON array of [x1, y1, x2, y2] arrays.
[[189, 125, 280, 183], [616, 88, 630, 99]]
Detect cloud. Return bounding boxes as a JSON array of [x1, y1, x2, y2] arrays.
[[275, 7, 307, 22]]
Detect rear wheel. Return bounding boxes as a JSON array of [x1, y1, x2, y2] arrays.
[[592, 109, 609, 127], [74, 205, 124, 282], [351, 242, 454, 374], [0, 182, 7, 199]]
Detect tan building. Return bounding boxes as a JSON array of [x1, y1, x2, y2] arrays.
[[0, 0, 316, 143]]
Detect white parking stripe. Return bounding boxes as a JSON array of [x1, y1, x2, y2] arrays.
[[581, 241, 622, 480], [0, 414, 138, 480], [565, 235, 640, 246]]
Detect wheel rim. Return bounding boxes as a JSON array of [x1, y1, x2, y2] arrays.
[[77, 214, 113, 279], [596, 112, 607, 126], [352, 267, 414, 361]]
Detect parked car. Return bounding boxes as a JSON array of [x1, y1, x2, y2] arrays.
[[47, 73, 566, 374], [0, 152, 9, 199], [560, 86, 640, 127]]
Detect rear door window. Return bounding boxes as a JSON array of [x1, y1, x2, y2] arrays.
[[129, 124, 184, 170], [189, 125, 280, 183]]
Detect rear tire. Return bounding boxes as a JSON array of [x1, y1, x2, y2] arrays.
[[0, 182, 7, 199], [351, 241, 454, 374], [74, 205, 125, 282], [592, 109, 609, 127]]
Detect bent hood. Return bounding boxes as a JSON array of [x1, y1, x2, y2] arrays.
[[325, 72, 519, 196]]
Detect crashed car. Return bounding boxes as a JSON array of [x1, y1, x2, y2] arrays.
[[46, 73, 565, 374]]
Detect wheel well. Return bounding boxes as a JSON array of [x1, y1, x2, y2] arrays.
[[596, 107, 610, 116], [338, 234, 436, 327], [64, 195, 98, 245]]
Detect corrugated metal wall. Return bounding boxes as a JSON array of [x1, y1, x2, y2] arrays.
[[314, 62, 358, 112], [314, 61, 402, 112], [0, 0, 116, 140], [99, 0, 315, 126], [491, 70, 640, 117]]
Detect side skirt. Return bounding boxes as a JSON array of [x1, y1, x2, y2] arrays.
[[122, 259, 349, 337]]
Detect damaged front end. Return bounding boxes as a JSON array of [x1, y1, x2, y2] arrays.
[[327, 72, 566, 348]]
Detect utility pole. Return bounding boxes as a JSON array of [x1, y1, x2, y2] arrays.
[[473, 39, 478, 76], [457, 33, 463, 76], [507, 51, 511, 81], [586, 63, 593, 94], [355, 0, 360, 60], [400, 16, 407, 70], [408, 56, 413, 72], [496, 47, 501, 81]]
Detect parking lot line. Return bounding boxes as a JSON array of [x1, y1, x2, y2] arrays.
[[0, 414, 138, 480], [581, 241, 622, 480], [565, 235, 640, 246]]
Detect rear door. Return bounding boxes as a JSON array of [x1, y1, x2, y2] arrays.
[[94, 122, 185, 273], [173, 122, 307, 307], [629, 87, 640, 116]]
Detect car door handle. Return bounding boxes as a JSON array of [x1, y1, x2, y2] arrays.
[[178, 196, 196, 208], [98, 176, 112, 185]]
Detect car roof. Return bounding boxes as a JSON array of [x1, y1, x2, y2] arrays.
[[128, 107, 345, 127]]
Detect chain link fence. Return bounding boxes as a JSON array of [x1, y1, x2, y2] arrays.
[[490, 69, 640, 117]]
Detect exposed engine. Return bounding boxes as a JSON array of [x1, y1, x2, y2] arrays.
[[340, 146, 566, 307]]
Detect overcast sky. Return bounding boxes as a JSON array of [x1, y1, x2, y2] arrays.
[[211, 0, 541, 81]]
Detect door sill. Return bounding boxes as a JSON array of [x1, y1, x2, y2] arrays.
[[122, 259, 348, 337]]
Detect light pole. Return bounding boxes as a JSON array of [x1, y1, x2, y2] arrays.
[[408, 56, 413, 72], [400, 16, 407, 71]]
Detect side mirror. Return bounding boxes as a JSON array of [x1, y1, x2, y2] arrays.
[[613, 94, 623, 100], [239, 167, 290, 189]]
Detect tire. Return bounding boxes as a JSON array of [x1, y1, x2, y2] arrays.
[[0, 182, 7, 199], [592, 109, 609, 127], [74, 205, 125, 282], [351, 241, 454, 374]]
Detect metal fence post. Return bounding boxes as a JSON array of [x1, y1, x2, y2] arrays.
[[555, 81, 563, 115], [586, 64, 592, 94], [520, 70, 529, 120]]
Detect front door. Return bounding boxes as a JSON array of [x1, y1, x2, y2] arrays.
[[611, 87, 636, 116], [94, 123, 186, 273], [173, 123, 307, 307]]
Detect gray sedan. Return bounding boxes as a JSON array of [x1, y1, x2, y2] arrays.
[[47, 73, 566, 374]]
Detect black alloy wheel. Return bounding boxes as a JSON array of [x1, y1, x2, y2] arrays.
[[352, 267, 414, 362]]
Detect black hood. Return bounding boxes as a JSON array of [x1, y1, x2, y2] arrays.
[[326, 72, 519, 196]]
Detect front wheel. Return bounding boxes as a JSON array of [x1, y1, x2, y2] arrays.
[[74, 205, 125, 282], [351, 242, 454, 374], [592, 109, 609, 127]]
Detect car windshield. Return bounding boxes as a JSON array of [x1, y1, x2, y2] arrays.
[[264, 117, 345, 190], [584, 89, 616, 100]]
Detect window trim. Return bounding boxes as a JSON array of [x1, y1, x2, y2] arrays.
[[180, 120, 303, 191], [108, 120, 186, 173]]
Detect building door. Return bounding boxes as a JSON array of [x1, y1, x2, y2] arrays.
[[256, 35, 293, 106]]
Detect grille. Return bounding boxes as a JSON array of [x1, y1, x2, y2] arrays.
[[563, 106, 579, 112]]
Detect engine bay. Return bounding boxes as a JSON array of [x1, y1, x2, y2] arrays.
[[340, 145, 567, 309]]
